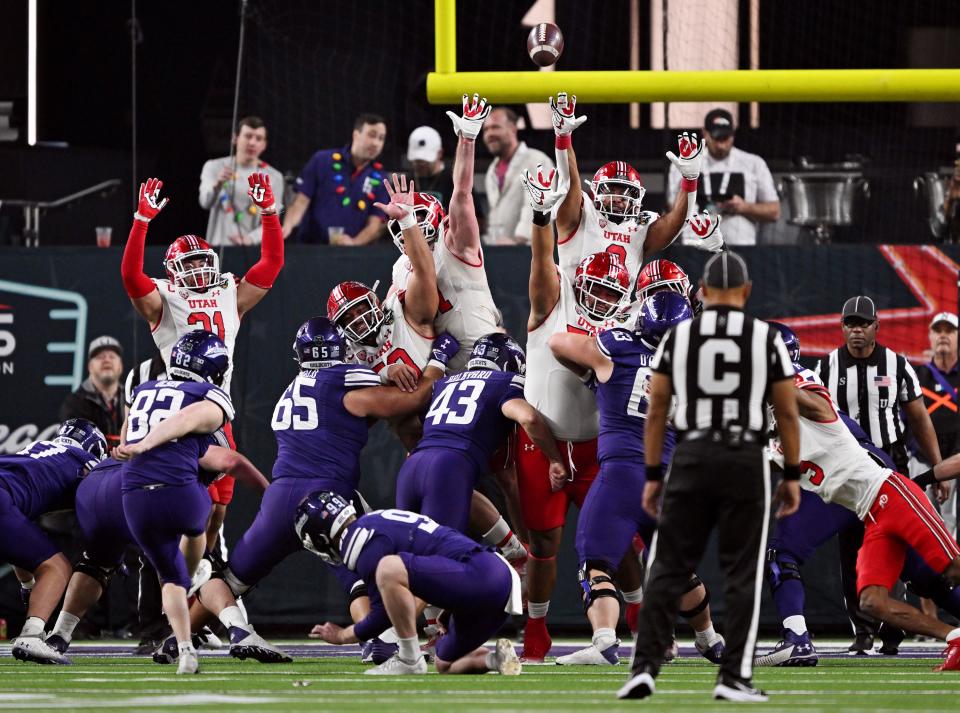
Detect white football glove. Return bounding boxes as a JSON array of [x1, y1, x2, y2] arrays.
[[521, 164, 567, 214], [549, 92, 587, 137], [666, 132, 704, 181], [687, 211, 725, 253], [445, 93, 491, 141]]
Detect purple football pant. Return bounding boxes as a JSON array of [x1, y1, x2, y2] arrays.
[[397, 550, 511, 662], [75, 472, 133, 567], [122, 481, 211, 590], [575, 459, 657, 571], [395, 449, 479, 533], [228, 477, 361, 593], [0, 485, 60, 570]]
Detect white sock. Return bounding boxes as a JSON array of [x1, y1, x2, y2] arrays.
[[483, 518, 526, 560], [20, 616, 45, 638], [593, 627, 617, 649], [21, 577, 36, 590], [528, 601, 549, 619], [622, 588, 643, 604], [695, 624, 717, 645], [52, 612, 80, 641], [946, 627, 960, 643], [484, 650, 498, 670], [397, 635, 421, 664], [784, 615, 807, 636], [218, 605, 247, 630]]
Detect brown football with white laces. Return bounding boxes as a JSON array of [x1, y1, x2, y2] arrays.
[[527, 22, 564, 67]]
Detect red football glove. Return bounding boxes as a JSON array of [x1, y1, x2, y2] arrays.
[[247, 172, 276, 213], [134, 178, 169, 223]]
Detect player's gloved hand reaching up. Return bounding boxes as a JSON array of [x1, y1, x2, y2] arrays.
[[521, 164, 567, 217], [666, 132, 704, 181], [549, 92, 587, 137], [446, 93, 491, 141], [687, 210, 725, 253], [247, 171, 277, 214], [134, 177, 169, 223]]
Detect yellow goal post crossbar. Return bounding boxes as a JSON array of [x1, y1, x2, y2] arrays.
[[428, 0, 960, 104]]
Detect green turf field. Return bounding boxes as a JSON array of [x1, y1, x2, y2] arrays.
[[1, 649, 958, 713]]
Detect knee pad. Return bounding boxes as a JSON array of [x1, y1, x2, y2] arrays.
[[578, 560, 622, 614], [765, 548, 802, 593], [678, 574, 710, 619], [349, 579, 369, 604], [74, 552, 117, 591]]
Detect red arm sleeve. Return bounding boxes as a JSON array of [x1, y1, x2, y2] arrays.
[[120, 220, 157, 299], [243, 213, 284, 289]]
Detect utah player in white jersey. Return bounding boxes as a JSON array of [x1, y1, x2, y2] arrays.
[[120, 174, 283, 548], [549, 92, 724, 284], [387, 94, 503, 374], [514, 165, 636, 661], [792, 375, 960, 669]]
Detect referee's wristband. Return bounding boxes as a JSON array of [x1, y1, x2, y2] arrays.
[[913, 468, 937, 489], [782, 464, 802, 481], [532, 210, 551, 226], [646, 464, 664, 482]]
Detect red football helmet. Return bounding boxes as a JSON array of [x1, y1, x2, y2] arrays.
[[388, 192, 447, 253], [164, 235, 220, 289], [327, 281, 385, 344], [635, 259, 691, 302], [591, 161, 645, 222], [574, 252, 631, 322]]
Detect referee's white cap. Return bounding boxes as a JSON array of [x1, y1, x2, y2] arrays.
[[703, 250, 749, 289]]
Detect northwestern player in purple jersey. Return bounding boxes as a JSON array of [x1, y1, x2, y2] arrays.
[[303, 492, 523, 676], [116, 330, 239, 674], [397, 333, 567, 532], [549, 292, 725, 666], [2, 419, 107, 665], [757, 323, 960, 666], [186, 317, 458, 662], [45, 442, 268, 658]]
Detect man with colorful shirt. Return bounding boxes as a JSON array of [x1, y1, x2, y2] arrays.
[[283, 113, 390, 245]]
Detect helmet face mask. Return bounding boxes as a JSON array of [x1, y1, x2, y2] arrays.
[[574, 253, 631, 322], [591, 162, 645, 223], [388, 193, 446, 253], [295, 491, 357, 566], [327, 282, 385, 345], [164, 236, 220, 290]]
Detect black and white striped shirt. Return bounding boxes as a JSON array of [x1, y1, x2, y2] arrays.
[[651, 306, 794, 433], [817, 344, 922, 450]]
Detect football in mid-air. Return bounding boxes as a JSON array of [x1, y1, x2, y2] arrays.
[[527, 22, 564, 67]]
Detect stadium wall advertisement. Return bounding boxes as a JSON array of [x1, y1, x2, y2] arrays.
[[1, 243, 957, 630]]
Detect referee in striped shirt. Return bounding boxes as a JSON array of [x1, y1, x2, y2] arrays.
[[818, 295, 942, 654], [619, 251, 801, 703]]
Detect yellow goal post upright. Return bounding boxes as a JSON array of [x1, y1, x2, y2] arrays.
[[426, 0, 960, 105]]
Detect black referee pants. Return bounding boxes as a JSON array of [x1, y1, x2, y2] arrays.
[[631, 441, 769, 684]]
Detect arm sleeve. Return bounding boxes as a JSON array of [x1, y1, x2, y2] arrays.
[[120, 220, 158, 299], [243, 213, 284, 289], [899, 357, 922, 402], [203, 386, 236, 422]]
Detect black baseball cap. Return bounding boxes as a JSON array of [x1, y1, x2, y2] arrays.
[[841, 296, 877, 323], [704, 108, 735, 139], [703, 250, 749, 289]]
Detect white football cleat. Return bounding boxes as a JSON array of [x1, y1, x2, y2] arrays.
[[493, 638, 522, 676], [12, 636, 71, 665], [364, 654, 428, 675], [555, 641, 620, 665], [176, 648, 200, 675]]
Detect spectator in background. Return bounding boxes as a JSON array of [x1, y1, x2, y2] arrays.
[[916, 312, 960, 535], [198, 116, 285, 246], [59, 336, 125, 451], [668, 108, 780, 246], [407, 126, 454, 206], [283, 113, 389, 246], [481, 107, 552, 245]]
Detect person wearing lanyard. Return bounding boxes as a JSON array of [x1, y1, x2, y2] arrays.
[[917, 312, 960, 536]]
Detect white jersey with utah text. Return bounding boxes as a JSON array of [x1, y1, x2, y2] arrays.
[[525, 272, 627, 441], [558, 192, 658, 285], [390, 237, 501, 373], [345, 292, 433, 378], [796, 383, 889, 520], [151, 275, 240, 392]]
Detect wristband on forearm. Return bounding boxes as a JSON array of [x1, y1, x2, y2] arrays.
[[426, 359, 447, 374], [681, 177, 698, 193], [555, 134, 572, 150], [398, 211, 418, 231], [532, 210, 551, 227], [646, 464, 664, 482], [783, 463, 801, 481], [913, 468, 937, 489]]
